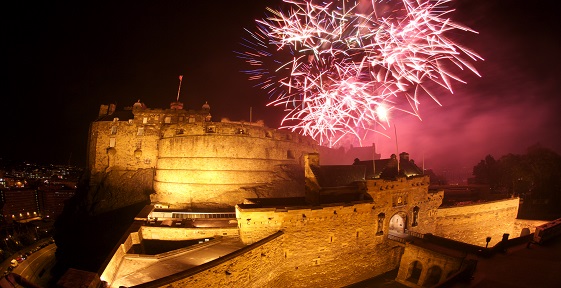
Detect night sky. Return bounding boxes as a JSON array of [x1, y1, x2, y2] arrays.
[[4, 0, 561, 176]]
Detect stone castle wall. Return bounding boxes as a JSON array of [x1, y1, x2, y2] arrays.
[[153, 123, 317, 208], [88, 120, 160, 174], [154, 232, 288, 288], [88, 105, 318, 210], [395, 243, 463, 287], [233, 202, 407, 287], [365, 176, 444, 234], [434, 198, 520, 246]]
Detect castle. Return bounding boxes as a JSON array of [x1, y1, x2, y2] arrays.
[[84, 100, 538, 288]]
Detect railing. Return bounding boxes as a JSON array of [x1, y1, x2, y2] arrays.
[[171, 212, 237, 219], [408, 230, 424, 239], [387, 234, 406, 243]]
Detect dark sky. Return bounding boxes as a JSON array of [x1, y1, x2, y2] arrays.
[[4, 0, 561, 175]]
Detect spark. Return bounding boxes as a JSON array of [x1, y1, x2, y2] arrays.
[[237, 0, 482, 147]]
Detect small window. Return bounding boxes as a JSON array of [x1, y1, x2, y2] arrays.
[[176, 129, 184, 135], [376, 213, 385, 235], [137, 127, 144, 136], [110, 126, 117, 135], [143, 117, 148, 124], [206, 126, 216, 133], [412, 206, 419, 227], [189, 116, 195, 123], [165, 116, 171, 123], [136, 140, 142, 149], [287, 150, 295, 159], [109, 138, 116, 148], [144, 159, 151, 164]]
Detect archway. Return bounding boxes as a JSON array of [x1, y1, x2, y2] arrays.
[[389, 212, 406, 235], [406, 261, 423, 284], [423, 265, 442, 287]]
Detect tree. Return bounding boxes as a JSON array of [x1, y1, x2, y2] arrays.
[[472, 154, 500, 189], [472, 144, 561, 219]]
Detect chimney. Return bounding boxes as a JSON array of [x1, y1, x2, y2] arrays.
[[399, 152, 410, 162], [98, 105, 109, 117], [108, 104, 116, 115]]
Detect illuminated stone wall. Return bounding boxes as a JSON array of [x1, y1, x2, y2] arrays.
[[100, 230, 140, 285], [434, 198, 520, 246], [88, 105, 318, 210], [365, 176, 444, 235], [395, 243, 463, 287], [153, 123, 317, 208], [88, 117, 160, 174], [139, 226, 239, 241], [154, 232, 288, 288], [513, 219, 549, 237], [233, 202, 406, 286]]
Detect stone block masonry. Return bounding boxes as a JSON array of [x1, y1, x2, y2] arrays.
[[434, 198, 520, 247]]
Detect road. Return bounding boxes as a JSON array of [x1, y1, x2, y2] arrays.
[[12, 243, 56, 287]]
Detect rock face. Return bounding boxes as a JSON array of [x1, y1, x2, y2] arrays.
[[86, 169, 154, 215]]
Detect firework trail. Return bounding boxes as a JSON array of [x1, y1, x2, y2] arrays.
[[237, 0, 482, 147]]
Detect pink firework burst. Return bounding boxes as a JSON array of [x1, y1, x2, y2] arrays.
[[238, 0, 482, 147]]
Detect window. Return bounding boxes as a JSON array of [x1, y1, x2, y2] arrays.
[[376, 213, 385, 235], [136, 140, 142, 150], [109, 138, 116, 148], [206, 126, 216, 133], [412, 206, 419, 227], [189, 116, 195, 123], [143, 117, 148, 124], [287, 150, 295, 159], [110, 126, 117, 135], [165, 116, 171, 123], [137, 127, 144, 136]]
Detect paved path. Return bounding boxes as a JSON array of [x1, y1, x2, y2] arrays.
[[111, 237, 246, 288]]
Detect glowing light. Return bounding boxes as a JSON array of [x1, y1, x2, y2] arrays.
[[238, 0, 482, 146]]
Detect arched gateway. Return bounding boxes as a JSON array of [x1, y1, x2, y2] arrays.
[[389, 212, 407, 235]]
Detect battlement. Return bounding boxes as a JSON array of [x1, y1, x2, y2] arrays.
[[89, 101, 320, 210]]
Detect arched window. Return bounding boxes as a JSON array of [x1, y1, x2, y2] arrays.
[[423, 266, 442, 287]]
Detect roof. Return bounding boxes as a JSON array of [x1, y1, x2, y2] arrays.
[[310, 165, 365, 187], [353, 157, 422, 179]]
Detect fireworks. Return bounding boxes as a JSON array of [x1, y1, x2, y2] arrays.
[[237, 0, 482, 147]]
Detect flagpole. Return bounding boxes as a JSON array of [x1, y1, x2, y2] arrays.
[[394, 124, 399, 173], [177, 75, 183, 102]]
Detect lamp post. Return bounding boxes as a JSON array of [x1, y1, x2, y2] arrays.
[[485, 236, 492, 248]]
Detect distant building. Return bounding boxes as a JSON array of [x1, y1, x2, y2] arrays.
[[38, 184, 76, 220], [0, 188, 41, 223]]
